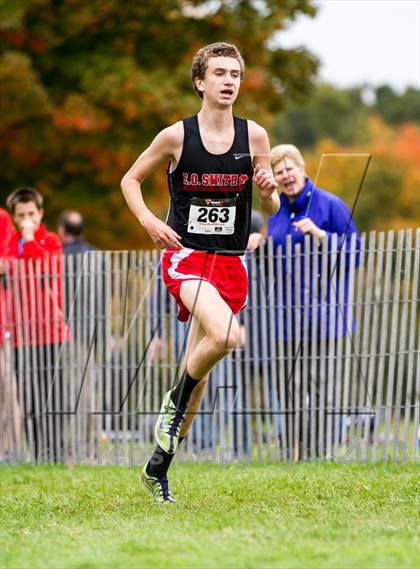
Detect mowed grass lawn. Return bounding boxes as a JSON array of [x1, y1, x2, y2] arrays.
[[0, 462, 418, 569]]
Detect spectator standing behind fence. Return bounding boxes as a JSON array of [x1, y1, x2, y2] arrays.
[[57, 210, 99, 461], [266, 144, 360, 460], [57, 210, 96, 255], [57, 209, 97, 321], [0, 208, 21, 460], [6, 188, 67, 463], [0, 208, 14, 252]]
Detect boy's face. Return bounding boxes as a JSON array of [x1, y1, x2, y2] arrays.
[[13, 201, 44, 232], [195, 56, 241, 106]]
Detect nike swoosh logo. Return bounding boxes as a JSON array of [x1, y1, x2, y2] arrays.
[[234, 154, 247, 160]]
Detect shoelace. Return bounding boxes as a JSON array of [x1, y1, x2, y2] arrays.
[[157, 478, 170, 501], [167, 405, 186, 437], [168, 407, 185, 437]]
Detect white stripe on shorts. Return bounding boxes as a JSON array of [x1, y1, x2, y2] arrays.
[[240, 254, 248, 309], [167, 248, 207, 281]]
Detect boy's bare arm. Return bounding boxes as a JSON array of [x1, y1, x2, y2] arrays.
[[121, 123, 183, 249]]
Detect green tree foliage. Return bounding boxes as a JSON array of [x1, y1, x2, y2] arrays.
[[272, 83, 370, 149], [272, 81, 419, 233], [272, 82, 420, 151], [0, 0, 318, 249], [375, 85, 420, 124], [303, 116, 420, 233]]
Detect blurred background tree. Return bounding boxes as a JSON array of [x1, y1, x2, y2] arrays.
[[0, 0, 418, 248], [274, 84, 420, 232], [0, 0, 318, 248]]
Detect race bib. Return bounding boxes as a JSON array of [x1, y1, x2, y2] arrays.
[[187, 197, 236, 235]]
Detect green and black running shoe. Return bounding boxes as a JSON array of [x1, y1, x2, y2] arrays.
[[154, 390, 186, 454], [140, 464, 176, 504]]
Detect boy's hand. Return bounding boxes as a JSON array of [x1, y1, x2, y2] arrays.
[[253, 163, 278, 198], [247, 232, 265, 252], [20, 219, 36, 242], [141, 212, 182, 249]]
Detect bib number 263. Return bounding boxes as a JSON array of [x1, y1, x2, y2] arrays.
[[188, 197, 236, 235], [197, 207, 230, 224]]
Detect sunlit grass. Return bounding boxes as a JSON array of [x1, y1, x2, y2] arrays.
[[1, 462, 418, 569]]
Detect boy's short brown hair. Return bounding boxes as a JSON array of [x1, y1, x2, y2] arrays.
[[191, 42, 245, 98], [6, 187, 44, 214]]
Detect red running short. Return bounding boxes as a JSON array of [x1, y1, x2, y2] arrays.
[[161, 248, 248, 322]]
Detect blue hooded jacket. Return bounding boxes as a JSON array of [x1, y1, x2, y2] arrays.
[[267, 178, 360, 342]]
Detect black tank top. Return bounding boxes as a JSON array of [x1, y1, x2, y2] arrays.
[[167, 115, 253, 255]]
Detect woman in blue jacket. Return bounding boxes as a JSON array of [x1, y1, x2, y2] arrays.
[[268, 144, 360, 460]]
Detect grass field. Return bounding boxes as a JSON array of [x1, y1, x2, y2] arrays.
[[0, 462, 418, 569]]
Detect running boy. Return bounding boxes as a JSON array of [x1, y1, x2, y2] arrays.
[[121, 42, 279, 502]]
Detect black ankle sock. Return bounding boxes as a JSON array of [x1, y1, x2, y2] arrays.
[[146, 437, 185, 479], [171, 370, 200, 408]]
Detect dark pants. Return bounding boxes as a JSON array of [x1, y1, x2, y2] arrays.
[[279, 340, 339, 461], [14, 345, 64, 462]]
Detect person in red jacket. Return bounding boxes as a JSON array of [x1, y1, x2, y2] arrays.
[[0, 208, 21, 460], [0, 208, 14, 257], [0, 207, 15, 330], [6, 188, 65, 346], [0, 208, 15, 339], [6, 187, 66, 462]]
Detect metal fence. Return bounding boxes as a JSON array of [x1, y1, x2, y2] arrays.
[[0, 228, 418, 464]]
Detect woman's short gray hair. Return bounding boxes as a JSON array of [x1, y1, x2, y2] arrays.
[[270, 144, 305, 171]]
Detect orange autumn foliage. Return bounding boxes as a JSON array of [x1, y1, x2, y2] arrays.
[[305, 116, 420, 232]]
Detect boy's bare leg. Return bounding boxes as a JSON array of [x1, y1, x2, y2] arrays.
[[144, 278, 240, 501], [179, 280, 239, 379], [176, 316, 209, 437], [176, 281, 240, 436], [155, 280, 239, 452]]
